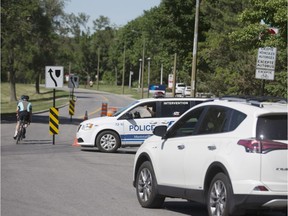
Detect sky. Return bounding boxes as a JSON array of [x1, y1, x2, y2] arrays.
[[64, 0, 161, 28]]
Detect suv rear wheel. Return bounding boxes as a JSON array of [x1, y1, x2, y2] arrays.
[[207, 173, 235, 216], [136, 161, 164, 208]]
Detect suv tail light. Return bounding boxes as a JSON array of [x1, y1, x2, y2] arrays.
[[237, 139, 288, 154]]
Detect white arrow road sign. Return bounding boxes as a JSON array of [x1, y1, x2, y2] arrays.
[[45, 66, 64, 88]]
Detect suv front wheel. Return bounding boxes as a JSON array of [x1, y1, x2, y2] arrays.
[[136, 161, 165, 208], [207, 173, 235, 216]]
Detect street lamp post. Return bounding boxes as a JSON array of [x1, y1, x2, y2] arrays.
[[138, 59, 142, 91], [147, 57, 151, 97], [121, 43, 126, 94], [129, 71, 133, 88], [141, 38, 145, 99]]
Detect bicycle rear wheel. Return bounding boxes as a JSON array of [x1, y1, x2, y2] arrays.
[[16, 123, 23, 144]]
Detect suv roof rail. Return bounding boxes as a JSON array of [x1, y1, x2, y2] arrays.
[[219, 95, 287, 107]]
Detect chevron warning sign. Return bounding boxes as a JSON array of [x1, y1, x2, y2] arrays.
[[49, 107, 59, 135], [69, 100, 75, 116]]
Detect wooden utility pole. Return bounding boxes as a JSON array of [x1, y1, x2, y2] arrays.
[[191, 0, 200, 97]]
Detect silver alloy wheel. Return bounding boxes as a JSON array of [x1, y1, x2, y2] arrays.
[[209, 180, 227, 216], [99, 133, 117, 151], [137, 167, 152, 202]]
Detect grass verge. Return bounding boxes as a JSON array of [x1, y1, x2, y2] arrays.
[[1, 83, 70, 114], [1, 83, 143, 115]]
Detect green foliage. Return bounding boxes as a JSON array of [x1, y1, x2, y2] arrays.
[[1, 0, 286, 100]]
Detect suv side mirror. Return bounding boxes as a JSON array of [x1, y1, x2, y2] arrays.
[[153, 125, 167, 137]]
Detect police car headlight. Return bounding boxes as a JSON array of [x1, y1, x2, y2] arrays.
[[82, 123, 94, 130]]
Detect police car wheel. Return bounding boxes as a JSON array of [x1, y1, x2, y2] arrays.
[[96, 131, 120, 153]]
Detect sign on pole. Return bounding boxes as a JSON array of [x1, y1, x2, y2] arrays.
[[45, 66, 64, 88], [68, 74, 79, 88], [255, 47, 277, 80]]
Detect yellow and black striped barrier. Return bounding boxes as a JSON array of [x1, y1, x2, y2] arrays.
[[69, 99, 75, 116], [49, 107, 59, 135]]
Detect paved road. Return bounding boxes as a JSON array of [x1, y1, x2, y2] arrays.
[[1, 88, 286, 216]]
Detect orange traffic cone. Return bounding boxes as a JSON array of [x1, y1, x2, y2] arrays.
[[84, 111, 88, 120], [72, 137, 80, 147]]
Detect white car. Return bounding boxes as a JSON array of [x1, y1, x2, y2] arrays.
[[183, 86, 191, 97], [133, 97, 287, 215], [175, 83, 186, 95], [76, 97, 207, 152]]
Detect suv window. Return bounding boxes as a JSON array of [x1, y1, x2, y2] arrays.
[[256, 114, 288, 140], [168, 107, 206, 138], [160, 101, 191, 117], [229, 110, 247, 131], [198, 106, 231, 134], [167, 105, 247, 137], [197, 106, 246, 135]]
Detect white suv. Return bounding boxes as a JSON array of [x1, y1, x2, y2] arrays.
[[133, 97, 287, 216]]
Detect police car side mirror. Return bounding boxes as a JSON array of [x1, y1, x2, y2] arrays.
[[153, 125, 167, 138], [123, 112, 133, 119]]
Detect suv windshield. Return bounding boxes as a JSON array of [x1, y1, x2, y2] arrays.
[[256, 114, 288, 140]]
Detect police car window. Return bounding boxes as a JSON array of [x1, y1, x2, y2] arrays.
[[160, 101, 190, 117], [130, 102, 156, 118], [197, 106, 231, 135], [168, 107, 205, 138]]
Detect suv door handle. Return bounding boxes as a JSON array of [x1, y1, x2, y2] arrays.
[[208, 145, 216, 151], [149, 121, 157, 124], [177, 145, 185, 150]]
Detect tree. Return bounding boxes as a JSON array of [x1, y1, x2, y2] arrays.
[[230, 0, 287, 97], [1, 0, 66, 100], [1, 0, 40, 101]]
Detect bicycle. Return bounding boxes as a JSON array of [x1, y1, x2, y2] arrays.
[[15, 120, 28, 144]]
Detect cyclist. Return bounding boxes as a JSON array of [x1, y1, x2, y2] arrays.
[[13, 95, 32, 139]]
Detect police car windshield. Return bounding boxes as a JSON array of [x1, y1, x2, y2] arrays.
[[113, 100, 139, 117]]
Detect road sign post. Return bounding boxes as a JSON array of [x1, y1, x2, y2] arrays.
[[68, 74, 79, 121], [255, 47, 277, 80], [45, 66, 64, 144]]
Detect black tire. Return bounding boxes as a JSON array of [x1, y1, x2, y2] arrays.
[[206, 173, 235, 216], [96, 131, 120, 153], [135, 161, 165, 208], [16, 126, 23, 144]]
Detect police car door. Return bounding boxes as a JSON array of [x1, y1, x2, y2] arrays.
[[122, 102, 157, 145]]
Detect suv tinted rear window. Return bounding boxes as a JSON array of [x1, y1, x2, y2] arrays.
[[256, 115, 288, 140]]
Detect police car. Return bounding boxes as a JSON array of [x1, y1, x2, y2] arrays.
[[76, 98, 207, 152]]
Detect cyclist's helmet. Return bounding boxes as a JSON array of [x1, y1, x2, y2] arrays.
[[21, 95, 29, 101]]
